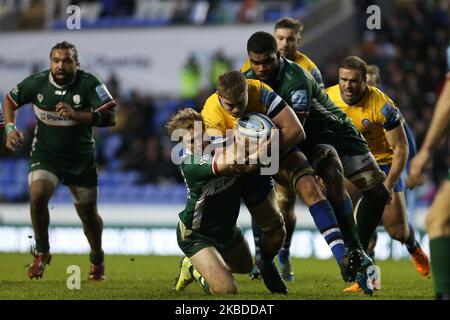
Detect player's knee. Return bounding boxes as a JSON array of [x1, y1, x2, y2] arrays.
[[211, 281, 238, 295], [263, 223, 286, 250], [277, 196, 296, 217], [426, 211, 450, 237], [296, 175, 324, 205], [76, 204, 100, 222]]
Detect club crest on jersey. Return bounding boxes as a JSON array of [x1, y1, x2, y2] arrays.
[[362, 118, 371, 127], [73, 94, 81, 104], [200, 155, 210, 165], [37, 93, 43, 103]]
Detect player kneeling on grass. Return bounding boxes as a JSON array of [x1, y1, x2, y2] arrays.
[[167, 108, 277, 295]]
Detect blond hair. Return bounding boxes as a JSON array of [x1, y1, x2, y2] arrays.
[[166, 108, 203, 137]]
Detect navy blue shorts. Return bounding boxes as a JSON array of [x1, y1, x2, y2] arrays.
[[241, 172, 274, 208], [379, 164, 405, 192]]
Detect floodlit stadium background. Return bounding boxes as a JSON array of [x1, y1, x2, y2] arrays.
[[0, 0, 448, 260]]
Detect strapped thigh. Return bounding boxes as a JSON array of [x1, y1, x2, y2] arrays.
[[28, 169, 59, 188], [68, 186, 98, 204]]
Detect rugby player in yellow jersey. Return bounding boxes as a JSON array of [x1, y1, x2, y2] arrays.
[[202, 71, 372, 293], [241, 17, 324, 89], [407, 44, 450, 300], [326, 56, 430, 292], [361, 65, 420, 262]]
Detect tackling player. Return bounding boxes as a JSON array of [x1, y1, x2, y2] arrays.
[[242, 32, 382, 293], [2, 41, 116, 281], [169, 108, 274, 295]]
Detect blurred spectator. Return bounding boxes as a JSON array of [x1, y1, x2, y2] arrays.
[[209, 49, 232, 90], [179, 53, 202, 109]]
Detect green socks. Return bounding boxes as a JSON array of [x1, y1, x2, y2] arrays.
[[429, 236, 450, 296]]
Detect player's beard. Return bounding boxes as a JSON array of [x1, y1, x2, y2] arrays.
[[51, 70, 75, 86]]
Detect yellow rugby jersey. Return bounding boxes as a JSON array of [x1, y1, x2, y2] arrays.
[[325, 85, 401, 165], [241, 50, 324, 88], [201, 79, 286, 137]]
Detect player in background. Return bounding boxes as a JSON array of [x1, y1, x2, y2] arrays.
[[241, 17, 324, 89], [243, 32, 382, 292], [327, 56, 430, 292], [360, 65, 419, 262], [169, 108, 274, 295], [407, 44, 450, 300], [2, 41, 116, 281], [202, 71, 374, 294]]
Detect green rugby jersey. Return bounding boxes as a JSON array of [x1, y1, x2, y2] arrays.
[[7, 69, 115, 158], [179, 152, 242, 241], [243, 58, 366, 150]]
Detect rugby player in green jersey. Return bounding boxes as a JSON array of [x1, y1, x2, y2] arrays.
[[2, 41, 116, 281], [168, 108, 278, 294], [407, 44, 450, 300], [244, 32, 387, 293]]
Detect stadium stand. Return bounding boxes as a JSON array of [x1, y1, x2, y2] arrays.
[[0, 0, 448, 208]]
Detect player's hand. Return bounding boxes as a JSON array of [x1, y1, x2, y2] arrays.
[[407, 150, 430, 188], [5, 129, 24, 151], [255, 129, 274, 166], [56, 102, 77, 120]]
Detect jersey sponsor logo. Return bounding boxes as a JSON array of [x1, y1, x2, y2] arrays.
[[37, 93, 44, 103], [55, 90, 67, 96], [362, 118, 371, 127], [33, 105, 78, 126], [73, 94, 81, 104], [30, 162, 40, 168], [95, 84, 113, 103], [291, 89, 308, 112], [203, 176, 236, 196]]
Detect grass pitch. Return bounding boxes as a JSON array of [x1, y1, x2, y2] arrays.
[[0, 253, 433, 300]]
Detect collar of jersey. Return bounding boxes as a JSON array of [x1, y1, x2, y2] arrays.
[[276, 57, 285, 83]]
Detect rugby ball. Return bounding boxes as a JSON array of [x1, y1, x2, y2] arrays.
[[237, 112, 274, 139]]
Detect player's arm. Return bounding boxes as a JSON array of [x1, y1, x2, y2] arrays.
[[260, 86, 305, 155], [271, 106, 305, 156], [384, 123, 409, 190], [215, 131, 272, 176], [55, 102, 116, 127], [2, 93, 24, 151], [408, 77, 450, 186]]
